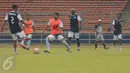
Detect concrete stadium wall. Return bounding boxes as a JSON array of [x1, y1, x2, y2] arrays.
[[0, 33, 130, 44]]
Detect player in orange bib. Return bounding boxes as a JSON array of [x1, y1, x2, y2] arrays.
[[23, 14, 35, 50], [42, 12, 71, 53]]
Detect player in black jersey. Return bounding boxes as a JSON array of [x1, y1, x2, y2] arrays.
[[66, 8, 82, 51], [112, 14, 123, 50], [1, 5, 29, 54]]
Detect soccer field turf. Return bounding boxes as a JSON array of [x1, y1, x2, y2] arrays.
[[0, 44, 130, 73]]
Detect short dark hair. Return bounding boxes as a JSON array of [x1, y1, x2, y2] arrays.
[[26, 14, 30, 16], [12, 5, 18, 9], [54, 12, 59, 16]]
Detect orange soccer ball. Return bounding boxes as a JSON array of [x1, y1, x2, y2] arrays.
[[33, 48, 40, 54]]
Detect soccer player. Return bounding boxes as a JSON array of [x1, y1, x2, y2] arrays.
[[66, 8, 82, 51], [94, 19, 109, 49], [1, 5, 29, 54], [42, 12, 71, 53], [112, 14, 123, 50], [23, 14, 35, 50]]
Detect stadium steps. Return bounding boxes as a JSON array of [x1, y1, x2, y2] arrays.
[[0, 0, 128, 32]]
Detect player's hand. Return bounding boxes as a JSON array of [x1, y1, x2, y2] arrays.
[[25, 24, 29, 28], [113, 28, 116, 31], [1, 27, 3, 32]]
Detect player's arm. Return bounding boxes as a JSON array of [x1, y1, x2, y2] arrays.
[[1, 13, 8, 32], [112, 20, 116, 31], [17, 14, 29, 28], [1, 20, 7, 32], [32, 21, 35, 33], [42, 20, 50, 32], [94, 25, 98, 34], [77, 15, 82, 30], [59, 21, 63, 33]]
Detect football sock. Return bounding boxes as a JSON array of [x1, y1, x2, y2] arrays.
[[113, 40, 116, 47], [119, 43, 122, 50], [62, 40, 71, 51], [76, 39, 80, 49], [95, 44, 97, 48], [102, 43, 106, 49], [27, 39, 31, 48], [66, 37, 72, 46], [13, 42, 17, 53], [45, 38, 51, 51]]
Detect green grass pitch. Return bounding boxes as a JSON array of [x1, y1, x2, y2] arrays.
[[0, 44, 130, 73]]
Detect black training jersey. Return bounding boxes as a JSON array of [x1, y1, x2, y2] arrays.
[[69, 14, 79, 32], [8, 12, 22, 34], [112, 19, 123, 35]]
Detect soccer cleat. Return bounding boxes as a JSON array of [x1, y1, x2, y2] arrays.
[[26, 48, 30, 50], [66, 49, 72, 53], [77, 49, 80, 51], [66, 49, 69, 51], [19, 44, 27, 49], [44, 50, 51, 53], [14, 52, 19, 55]]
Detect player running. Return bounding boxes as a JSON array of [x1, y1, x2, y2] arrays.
[[94, 19, 109, 49], [42, 12, 71, 53], [1, 5, 29, 54], [66, 8, 82, 51], [112, 14, 123, 50], [23, 14, 35, 50]]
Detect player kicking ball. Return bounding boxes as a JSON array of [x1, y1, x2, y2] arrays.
[[1, 5, 29, 54], [94, 19, 109, 49], [23, 14, 35, 50], [42, 12, 71, 53], [112, 14, 123, 50]]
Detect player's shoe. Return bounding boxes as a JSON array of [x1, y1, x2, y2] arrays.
[[77, 49, 80, 51], [19, 44, 27, 49], [14, 52, 19, 55], [66, 49, 72, 53], [44, 50, 51, 53], [26, 48, 30, 50]]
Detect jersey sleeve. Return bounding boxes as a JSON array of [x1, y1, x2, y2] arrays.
[[60, 21, 63, 28], [17, 14, 23, 21], [32, 21, 34, 26], [121, 21, 123, 26], [77, 15, 81, 21], [112, 20, 115, 25], [47, 20, 51, 25], [4, 13, 8, 20]]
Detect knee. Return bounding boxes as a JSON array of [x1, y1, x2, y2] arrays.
[[45, 38, 49, 41]]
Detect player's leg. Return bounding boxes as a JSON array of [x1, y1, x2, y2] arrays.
[[75, 32, 80, 51], [113, 35, 118, 49], [44, 34, 55, 53], [100, 35, 108, 49], [66, 31, 73, 46], [95, 40, 98, 49], [17, 31, 28, 49], [12, 34, 18, 54], [26, 34, 32, 50], [58, 35, 71, 53], [118, 34, 123, 50], [95, 34, 99, 49]]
